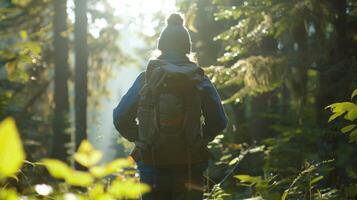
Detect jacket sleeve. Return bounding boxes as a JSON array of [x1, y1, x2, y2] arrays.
[[113, 72, 145, 142], [200, 76, 228, 142]]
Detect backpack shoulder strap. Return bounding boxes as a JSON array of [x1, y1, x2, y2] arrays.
[[182, 88, 203, 146], [140, 60, 167, 96]]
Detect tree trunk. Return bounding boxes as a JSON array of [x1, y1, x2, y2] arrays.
[[316, 0, 348, 124], [333, 0, 347, 60], [74, 0, 88, 169], [52, 0, 71, 163], [293, 19, 308, 124]]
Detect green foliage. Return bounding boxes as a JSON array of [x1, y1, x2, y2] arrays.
[[0, 117, 25, 179], [0, 118, 149, 199], [326, 102, 357, 122], [73, 140, 103, 168], [40, 140, 150, 198], [228, 159, 333, 200], [0, 118, 24, 200], [0, 188, 18, 200], [280, 160, 333, 200], [327, 89, 357, 143], [177, 0, 357, 199], [109, 179, 150, 199], [41, 159, 73, 180], [352, 89, 357, 100], [208, 185, 231, 200], [205, 56, 284, 104]]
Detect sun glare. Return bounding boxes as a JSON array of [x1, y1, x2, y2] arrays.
[[107, 0, 176, 37], [68, 0, 176, 38], [109, 0, 176, 16]]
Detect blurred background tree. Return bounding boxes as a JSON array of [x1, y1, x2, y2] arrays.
[[74, 0, 88, 169], [53, 0, 71, 163], [0, 0, 132, 164]]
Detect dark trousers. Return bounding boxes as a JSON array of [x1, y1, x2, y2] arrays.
[[137, 161, 208, 200]]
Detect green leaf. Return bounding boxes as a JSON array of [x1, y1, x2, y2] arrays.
[[0, 189, 18, 200], [317, 189, 323, 200], [341, 124, 356, 133], [0, 118, 25, 179], [349, 129, 357, 143], [352, 89, 357, 100], [281, 190, 288, 200], [88, 184, 116, 199], [345, 106, 357, 121], [74, 140, 102, 167], [41, 159, 71, 179], [89, 158, 133, 178], [234, 175, 263, 185], [228, 157, 240, 165], [20, 30, 27, 40], [108, 179, 150, 199], [326, 102, 357, 122], [26, 42, 41, 55], [89, 166, 109, 178], [14, 41, 42, 56], [66, 170, 94, 187], [235, 175, 260, 182], [88, 183, 105, 198], [235, 174, 269, 188], [41, 159, 93, 187], [107, 158, 133, 171], [310, 176, 324, 185], [328, 112, 344, 122]]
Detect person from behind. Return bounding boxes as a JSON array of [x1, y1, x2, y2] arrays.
[[113, 13, 228, 200]]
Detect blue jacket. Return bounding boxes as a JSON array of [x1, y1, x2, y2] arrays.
[[113, 53, 228, 145]]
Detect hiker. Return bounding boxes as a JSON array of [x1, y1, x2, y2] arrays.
[[113, 13, 228, 200]]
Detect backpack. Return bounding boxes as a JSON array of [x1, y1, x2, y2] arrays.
[[136, 59, 208, 165]]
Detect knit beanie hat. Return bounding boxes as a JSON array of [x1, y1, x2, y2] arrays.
[[158, 13, 192, 54]]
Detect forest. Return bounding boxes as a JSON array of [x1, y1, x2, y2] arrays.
[[0, 0, 357, 199]]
